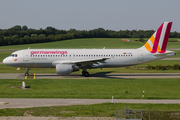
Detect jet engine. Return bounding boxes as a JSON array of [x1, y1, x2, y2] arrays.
[[56, 64, 79, 75]]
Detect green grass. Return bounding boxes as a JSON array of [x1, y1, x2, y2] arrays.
[[0, 52, 11, 62], [138, 60, 180, 66], [0, 38, 180, 50], [1, 78, 180, 99], [0, 38, 143, 50], [0, 38, 180, 118], [169, 50, 180, 57], [1, 103, 180, 119]]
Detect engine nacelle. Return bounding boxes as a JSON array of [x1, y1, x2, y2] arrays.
[[56, 64, 73, 75]]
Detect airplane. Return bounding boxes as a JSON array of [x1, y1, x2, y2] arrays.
[[3, 22, 176, 77]]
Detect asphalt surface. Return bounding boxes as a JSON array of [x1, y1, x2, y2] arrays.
[[1, 98, 180, 109], [0, 73, 180, 79]]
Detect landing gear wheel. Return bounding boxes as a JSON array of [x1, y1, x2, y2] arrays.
[[82, 71, 85, 76], [25, 73, 29, 76], [84, 72, 89, 77]]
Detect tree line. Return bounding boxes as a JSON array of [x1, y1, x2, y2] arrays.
[[0, 25, 180, 46]]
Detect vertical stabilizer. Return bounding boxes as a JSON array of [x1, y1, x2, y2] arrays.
[[143, 22, 172, 53]]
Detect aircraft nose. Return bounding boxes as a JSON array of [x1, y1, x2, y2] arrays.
[[3, 57, 9, 65]]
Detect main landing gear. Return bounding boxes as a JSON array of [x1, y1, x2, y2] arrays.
[[25, 68, 29, 76], [82, 70, 89, 77]]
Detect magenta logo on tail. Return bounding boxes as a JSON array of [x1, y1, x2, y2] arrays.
[[151, 23, 164, 53], [159, 22, 172, 53]]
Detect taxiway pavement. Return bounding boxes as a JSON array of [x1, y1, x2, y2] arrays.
[[1, 98, 180, 109], [0, 73, 180, 79]]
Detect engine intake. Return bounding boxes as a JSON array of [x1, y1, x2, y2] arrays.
[[56, 64, 79, 75], [56, 64, 73, 75]]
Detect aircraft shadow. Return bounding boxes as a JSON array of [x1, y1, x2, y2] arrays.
[[19, 72, 180, 79]]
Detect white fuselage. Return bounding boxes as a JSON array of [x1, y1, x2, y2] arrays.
[[3, 48, 175, 69]]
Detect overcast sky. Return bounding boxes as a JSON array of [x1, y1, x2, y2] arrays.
[[0, 0, 180, 32]]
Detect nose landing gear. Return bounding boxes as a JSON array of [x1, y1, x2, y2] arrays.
[[25, 68, 29, 76]]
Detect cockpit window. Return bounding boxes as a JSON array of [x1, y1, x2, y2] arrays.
[[10, 54, 18, 57]]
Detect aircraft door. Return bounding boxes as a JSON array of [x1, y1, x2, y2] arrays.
[[23, 51, 29, 61], [138, 51, 143, 61]]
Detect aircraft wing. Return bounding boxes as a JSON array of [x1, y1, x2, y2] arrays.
[[52, 57, 110, 68]]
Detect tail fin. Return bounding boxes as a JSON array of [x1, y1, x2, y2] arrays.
[[143, 22, 172, 53]]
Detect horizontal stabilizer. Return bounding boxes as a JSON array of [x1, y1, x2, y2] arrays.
[[153, 51, 176, 56]]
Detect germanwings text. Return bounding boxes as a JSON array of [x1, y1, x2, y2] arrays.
[[30, 51, 68, 55]]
